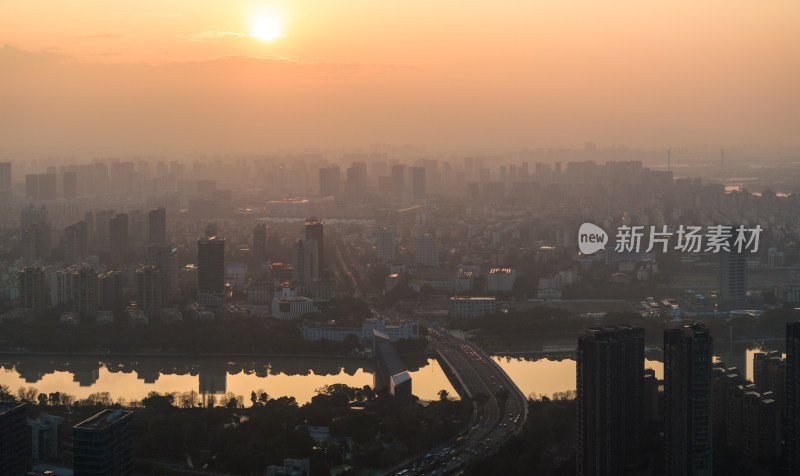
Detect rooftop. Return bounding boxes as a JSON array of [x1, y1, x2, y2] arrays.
[[0, 401, 25, 415], [74, 409, 132, 431]]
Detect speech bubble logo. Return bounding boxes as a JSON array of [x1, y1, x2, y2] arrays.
[[578, 223, 608, 255]]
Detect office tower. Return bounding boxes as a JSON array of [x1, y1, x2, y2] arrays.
[[98, 270, 122, 311], [95, 210, 115, 241], [292, 239, 320, 282], [0, 162, 10, 191], [63, 221, 88, 265], [20, 205, 48, 230], [109, 213, 128, 264], [377, 227, 396, 264], [407, 166, 426, 201], [197, 237, 225, 306], [127, 210, 147, 242], [62, 170, 77, 199], [84, 211, 94, 235], [720, 235, 747, 307], [136, 266, 162, 318], [787, 322, 800, 474], [28, 412, 62, 462], [73, 410, 134, 476], [414, 234, 438, 267], [304, 218, 324, 271], [664, 324, 713, 476], [391, 164, 406, 198], [25, 173, 38, 200], [318, 165, 341, 197], [147, 207, 167, 244], [19, 266, 47, 317], [71, 267, 98, 321], [37, 173, 57, 200], [147, 244, 178, 304], [346, 162, 367, 203], [753, 351, 785, 417], [252, 223, 268, 263], [0, 401, 28, 476], [577, 325, 644, 476], [21, 223, 51, 264]]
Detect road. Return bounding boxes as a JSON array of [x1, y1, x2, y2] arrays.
[[383, 330, 528, 476]]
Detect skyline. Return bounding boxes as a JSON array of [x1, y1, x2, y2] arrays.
[[1, 1, 799, 157]]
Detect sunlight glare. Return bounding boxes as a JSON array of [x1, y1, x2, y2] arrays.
[[251, 17, 285, 41]]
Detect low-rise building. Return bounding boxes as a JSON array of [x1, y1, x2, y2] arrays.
[[301, 318, 419, 343], [488, 267, 515, 292], [450, 296, 495, 318], [272, 296, 319, 320]]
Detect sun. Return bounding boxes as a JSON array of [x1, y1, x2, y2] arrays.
[[251, 17, 285, 41]]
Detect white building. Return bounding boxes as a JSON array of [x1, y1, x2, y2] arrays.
[[302, 318, 419, 343], [488, 267, 515, 292], [450, 297, 495, 318]]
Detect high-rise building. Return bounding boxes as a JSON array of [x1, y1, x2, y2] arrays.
[[147, 244, 178, 304], [346, 162, 367, 203], [73, 410, 134, 476], [197, 237, 225, 306], [98, 270, 122, 311], [63, 221, 88, 265], [292, 239, 320, 282], [95, 210, 115, 241], [663, 323, 713, 476], [21, 223, 51, 264], [304, 218, 324, 272], [377, 227, 396, 264], [71, 267, 98, 321], [252, 223, 268, 263], [414, 234, 438, 267], [318, 165, 341, 197], [109, 213, 129, 265], [753, 350, 785, 418], [127, 210, 147, 243], [136, 265, 162, 318], [391, 164, 406, 198], [25, 174, 38, 200], [0, 401, 28, 476], [786, 322, 800, 474], [62, 171, 78, 199], [577, 325, 644, 476], [20, 205, 48, 230], [720, 236, 747, 307], [407, 166, 426, 201], [37, 173, 57, 200], [0, 162, 10, 201], [19, 266, 47, 317], [147, 207, 167, 244]]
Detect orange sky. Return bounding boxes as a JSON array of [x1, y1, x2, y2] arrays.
[[1, 1, 798, 157]]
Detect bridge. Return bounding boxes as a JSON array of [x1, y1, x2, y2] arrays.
[[383, 330, 528, 475]]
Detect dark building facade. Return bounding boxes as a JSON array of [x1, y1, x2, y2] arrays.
[[147, 207, 167, 244], [0, 401, 28, 476], [73, 410, 133, 476], [787, 322, 800, 474], [109, 213, 129, 264], [663, 324, 713, 476], [197, 237, 225, 306], [577, 325, 644, 476], [304, 218, 324, 272]]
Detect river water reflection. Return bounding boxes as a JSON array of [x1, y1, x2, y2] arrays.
[[492, 341, 783, 399], [0, 356, 457, 404]]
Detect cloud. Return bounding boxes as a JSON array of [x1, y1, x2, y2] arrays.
[[76, 33, 121, 39], [176, 30, 249, 42], [0, 43, 65, 64]]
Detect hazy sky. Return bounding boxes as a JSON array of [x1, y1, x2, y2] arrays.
[[1, 1, 798, 157]]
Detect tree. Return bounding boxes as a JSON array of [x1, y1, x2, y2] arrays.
[[438, 389, 450, 401], [48, 392, 61, 406], [37, 393, 48, 406], [142, 391, 174, 411], [0, 384, 13, 401]]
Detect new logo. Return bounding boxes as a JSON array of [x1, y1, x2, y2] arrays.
[[578, 223, 608, 255]]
